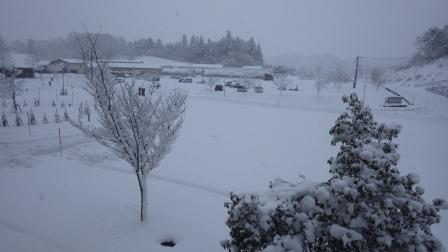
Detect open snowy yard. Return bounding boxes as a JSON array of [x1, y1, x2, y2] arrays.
[[0, 75, 447, 251]]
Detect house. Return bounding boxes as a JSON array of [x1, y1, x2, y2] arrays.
[[47, 58, 85, 74], [5, 54, 35, 78]]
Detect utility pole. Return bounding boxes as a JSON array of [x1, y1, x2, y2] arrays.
[[353, 56, 360, 89]]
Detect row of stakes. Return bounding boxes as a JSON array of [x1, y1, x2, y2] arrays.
[[1, 100, 91, 127]]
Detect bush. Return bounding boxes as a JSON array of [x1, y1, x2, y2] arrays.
[[223, 93, 446, 252]]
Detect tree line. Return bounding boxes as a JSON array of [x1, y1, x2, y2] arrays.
[[3, 31, 264, 67], [411, 24, 448, 64]]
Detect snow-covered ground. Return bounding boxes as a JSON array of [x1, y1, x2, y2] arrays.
[[1, 73, 447, 251]]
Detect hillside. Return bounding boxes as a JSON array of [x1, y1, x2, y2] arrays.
[[386, 57, 448, 86], [265, 53, 353, 74]]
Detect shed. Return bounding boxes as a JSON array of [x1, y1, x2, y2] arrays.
[[264, 72, 273, 81]]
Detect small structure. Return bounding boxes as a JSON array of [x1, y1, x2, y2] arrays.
[[264, 72, 273, 81], [47, 59, 85, 74], [384, 96, 406, 107], [254, 86, 264, 93]]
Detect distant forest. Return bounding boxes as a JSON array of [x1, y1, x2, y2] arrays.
[[6, 31, 264, 67], [411, 24, 448, 65]]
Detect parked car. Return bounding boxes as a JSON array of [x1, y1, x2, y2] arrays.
[[180, 78, 193, 83], [179, 77, 193, 83], [237, 85, 247, 92], [225, 81, 232, 87], [214, 84, 224, 91], [254, 86, 263, 93]]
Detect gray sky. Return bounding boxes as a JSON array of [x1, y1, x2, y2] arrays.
[[1, 0, 447, 58]]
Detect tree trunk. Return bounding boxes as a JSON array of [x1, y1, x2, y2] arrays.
[[136, 171, 148, 222]]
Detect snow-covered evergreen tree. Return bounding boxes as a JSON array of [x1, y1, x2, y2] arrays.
[[223, 93, 446, 252]]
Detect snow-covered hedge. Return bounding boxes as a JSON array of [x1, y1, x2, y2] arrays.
[[223, 93, 446, 252]]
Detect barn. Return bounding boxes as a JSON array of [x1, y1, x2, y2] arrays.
[[47, 59, 85, 74]]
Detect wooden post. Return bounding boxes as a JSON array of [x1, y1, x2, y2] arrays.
[[353, 56, 360, 89], [59, 128, 62, 157]]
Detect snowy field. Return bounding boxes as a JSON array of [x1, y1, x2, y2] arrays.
[[0, 73, 447, 251]]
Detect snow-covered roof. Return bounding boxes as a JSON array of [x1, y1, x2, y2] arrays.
[[108, 56, 224, 69], [242, 65, 262, 69], [48, 58, 83, 65], [11, 53, 35, 68]]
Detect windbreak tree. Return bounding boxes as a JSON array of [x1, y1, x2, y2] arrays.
[[75, 31, 187, 222]]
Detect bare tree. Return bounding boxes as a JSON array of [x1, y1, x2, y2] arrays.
[[326, 67, 351, 90], [315, 79, 328, 98], [74, 31, 187, 222], [370, 67, 386, 90], [274, 73, 291, 92], [207, 76, 219, 91]]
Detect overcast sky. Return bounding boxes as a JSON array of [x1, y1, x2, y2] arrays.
[[1, 0, 447, 59]]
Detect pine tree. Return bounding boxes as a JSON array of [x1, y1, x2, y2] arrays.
[[315, 93, 446, 250]]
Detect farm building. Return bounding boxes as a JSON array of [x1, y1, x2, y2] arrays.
[[106, 60, 162, 76], [46, 59, 85, 74], [3, 54, 35, 78]]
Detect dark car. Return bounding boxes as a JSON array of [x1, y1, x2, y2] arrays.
[[214, 84, 224, 91], [180, 78, 193, 83]]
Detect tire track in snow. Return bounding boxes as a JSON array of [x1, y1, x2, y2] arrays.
[[0, 220, 70, 252], [94, 165, 229, 197]]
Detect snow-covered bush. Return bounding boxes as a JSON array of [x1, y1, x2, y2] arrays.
[[54, 110, 61, 123], [42, 113, 49, 124], [29, 109, 36, 125], [63, 109, 69, 121], [223, 93, 446, 252]]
